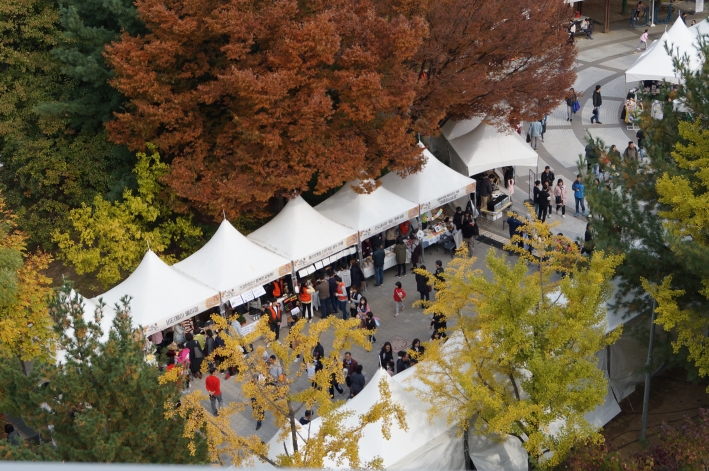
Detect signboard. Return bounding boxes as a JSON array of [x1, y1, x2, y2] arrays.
[[357, 206, 419, 240], [420, 182, 476, 212], [145, 292, 220, 335], [697, 0, 704, 13], [219, 263, 292, 301], [293, 234, 358, 269]]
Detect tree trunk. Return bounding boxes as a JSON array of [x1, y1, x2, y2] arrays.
[[289, 412, 299, 453]]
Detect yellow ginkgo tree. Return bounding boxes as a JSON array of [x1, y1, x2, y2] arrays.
[[53, 144, 202, 288], [163, 314, 407, 468], [410, 207, 624, 469], [0, 193, 55, 374]]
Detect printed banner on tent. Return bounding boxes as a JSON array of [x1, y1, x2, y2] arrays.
[[143, 293, 220, 335], [293, 234, 358, 269], [220, 263, 292, 300], [420, 182, 476, 212], [358, 208, 417, 239]]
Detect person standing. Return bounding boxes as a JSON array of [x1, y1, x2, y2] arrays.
[[623, 141, 639, 161], [379, 342, 394, 368], [504, 167, 515, 201], [527, 120, 543, 150], [478, 174, 493, 211], [636, 29, 649, 51], [540, 166, 555, 188], [185, 333, 204, 380], [434, 260, 444, 284], [415, 264, 430, 303], [409, 233, 422, 266], [384, 227, 397, 248], [461, 220, 476, 255], [537, 183, 551, 223], [566, 88, 577, 122], [250, 375, 265, 430], [349, 259, 364, 293], [298, 280, 315, 322], [553, 179, 568, 218], [343, 352, 359, 389], [396, 352, 411, 374], [316, 276, 331, 318], [204, 329, 216, 369], [636, 129, 645, 158], [572, 174, 586, 217], [349, 365, 365, 398], [364, 312, 377, 343], [394, 237, 407, 277], [582, 222, 595, 255], [206, 368, 223, 416], [335, 275, 348, 319], [591, 85, 603, 124], [393, 281, 406, 317], [372, 244, 385, 287], [568, 20, 576, 44], [533, 180, 542, 215], [327, 271, 338, 316], [430, 312, 447, 334], [453, 206, 464, 230], [299, 410, 313, 425], [267, 300, 282, 342]]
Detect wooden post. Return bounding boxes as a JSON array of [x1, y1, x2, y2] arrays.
[[604, 0, 611, 32]]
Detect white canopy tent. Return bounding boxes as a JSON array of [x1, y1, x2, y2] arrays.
[[93, 250, 220, 336], [626, 20, 701, 84], [380, 147, 476, 212], [173, 219, 292, 301], [691, 17, 709, 37], [446, 120, 538, 177], [247, 196, 358, 270], [315, 182, 419, 239], [266, 368, 465, 470], [440, 116, 484, 141]]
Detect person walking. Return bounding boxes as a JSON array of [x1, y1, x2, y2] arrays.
[[434, 260, 444, 284], [379, 342, 394, 368], [394, 237, 407, 277], [298, 280, 315, 322], [364, 312, 377, 343], [553, 179, 568, 218], [393, 281, 406, 317], [527, 120, 543, 150], [566, 88, 577, 122], [267, 300, 282, 342], [636, 29, 649, 51], [415, 264, 430, 303], [316, 276, 331, 318], [540, 115, 548, 142], [540, 166, 555, 188], [372, 244, 385, 287], [591, 85, 603, 124], [349, 364, 365, 398], [537, 183, 551, 223], [206, 368, 223, 416], [572, 174, 586, 217], [461, 220, 476, 255]]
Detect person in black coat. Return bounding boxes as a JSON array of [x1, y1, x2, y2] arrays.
[[533, 180, 541, 215], [379, 342, 394, 368], [537, 183, 551, 223], [349, 260, 364, 291], [415, 264, 430, 302], [506, 214, 525, 250], [396, 352, 411, 374], [313, 341, 325, 359], [185, 332, 204, 379], [461, 220, 476, 255], [453, 206, 464, 231], [431, 312, 447, 334], [540, 166, 555, 188], [349, 365, 365, 398]]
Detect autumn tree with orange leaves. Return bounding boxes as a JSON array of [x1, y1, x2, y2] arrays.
[[106, 0, 575, 220]]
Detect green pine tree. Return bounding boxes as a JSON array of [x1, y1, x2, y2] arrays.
[[0, 280, 207, 463]]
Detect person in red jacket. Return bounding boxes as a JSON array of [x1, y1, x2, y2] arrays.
[[205, 368, 223, 416], [393, 281, 406, 317]]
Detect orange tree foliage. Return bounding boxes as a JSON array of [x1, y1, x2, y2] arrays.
[[383, 0, 576, 131], [105, 0, 427, 218]]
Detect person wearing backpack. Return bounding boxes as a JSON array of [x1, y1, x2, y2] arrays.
[[393, 281, 406, 317], [185, 332, 204, 379]]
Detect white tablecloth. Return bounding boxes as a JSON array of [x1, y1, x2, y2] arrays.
[[362, 250, 411, 278]]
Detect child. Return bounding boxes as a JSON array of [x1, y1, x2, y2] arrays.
[[393, 281, 406, 317]]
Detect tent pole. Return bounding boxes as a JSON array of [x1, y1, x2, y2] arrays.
[[418, 204, 425, 264], [640, 297, 657, 440], [357, 234, 366, 293]]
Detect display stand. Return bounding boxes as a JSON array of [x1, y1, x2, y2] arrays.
[[481, 201, 512, 222]]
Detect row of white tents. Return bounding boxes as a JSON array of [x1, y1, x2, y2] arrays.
[[626, 17, 707, 84], [85, 146, 480, 336]]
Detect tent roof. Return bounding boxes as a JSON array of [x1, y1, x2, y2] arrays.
[[691, 17, 709, 37], [173, 219, 291, 297], [440, 116, 484, 141], [247, 196, 357, 268], [55, 292, 116, 365], [625, 24, 700, 84], [448, 121, 538, 176], [380, 147, 476, 211], [93, 250, 219, 335], [315, 182, 418, 238], [266, 368, 463, 470]]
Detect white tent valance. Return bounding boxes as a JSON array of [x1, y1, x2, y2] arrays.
[[173, 219, 291, 300], [380, 147, 476, 212], [315, 182, 419, 239], [447, 121, 538, 177], [247, 196, 358, 269], [93, 250, 220, 335]]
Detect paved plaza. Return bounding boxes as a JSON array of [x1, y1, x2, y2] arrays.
[[190, 22, 682, 449]]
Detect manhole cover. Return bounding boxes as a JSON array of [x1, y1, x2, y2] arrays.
[[389, 336, 409, 352]]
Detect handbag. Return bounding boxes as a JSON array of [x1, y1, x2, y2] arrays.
[[573, 101, 580, 113], [555, 195, 562, 205], [526, 133, 531, 143], [194, 345, 203, 359]]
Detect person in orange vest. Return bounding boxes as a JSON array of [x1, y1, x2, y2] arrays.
[[298, 280, 315, 322], [267, 300, 282, 342], [334, 275, 348, 320]]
